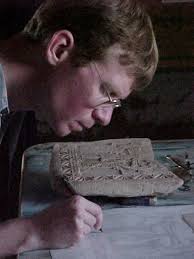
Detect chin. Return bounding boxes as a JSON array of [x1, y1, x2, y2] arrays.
[[50, 123, 71, 137], [56, 129, 71, 137]]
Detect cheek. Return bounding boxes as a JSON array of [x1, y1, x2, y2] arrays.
[[64, 97, 86, 118], [62, 89, 94, 119], [63, 93, 86, 115], [52, 94, 90, 124], [48, 68, 95, 120]]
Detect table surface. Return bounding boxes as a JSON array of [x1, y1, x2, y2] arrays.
[[18, 139, 194, 259]]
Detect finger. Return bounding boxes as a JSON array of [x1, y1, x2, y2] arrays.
[[84, 199, 103, 230], [82, 223, 92, 235], [94, 211, 103, 230], [83, 211, 97, 229]]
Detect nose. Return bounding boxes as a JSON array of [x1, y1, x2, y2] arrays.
[[92, 106, 114, 126]]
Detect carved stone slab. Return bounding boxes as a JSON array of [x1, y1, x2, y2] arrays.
[[49, 138, 183, 197]]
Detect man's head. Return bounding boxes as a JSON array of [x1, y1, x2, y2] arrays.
[[21, 0, 158, 136]]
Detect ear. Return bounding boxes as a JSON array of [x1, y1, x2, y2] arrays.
[[46, 30, 74, 66]]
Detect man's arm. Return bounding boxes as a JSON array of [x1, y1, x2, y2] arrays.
[[0, 195, 103, 257], [0, 216, 35, 257]]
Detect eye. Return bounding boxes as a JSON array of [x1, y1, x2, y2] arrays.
[[100, 83, 107, 96], [100, 82, 118, 99], [110, 91, 118, 99]]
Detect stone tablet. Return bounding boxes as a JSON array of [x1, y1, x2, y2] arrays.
[[49, 138, 183, 197]]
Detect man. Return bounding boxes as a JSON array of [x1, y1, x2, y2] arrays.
[[0, 0, 158, 256]]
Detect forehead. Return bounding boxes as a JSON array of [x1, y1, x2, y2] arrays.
[[95, 44, 134, 99]]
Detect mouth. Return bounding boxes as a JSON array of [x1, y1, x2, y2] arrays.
[[68, 121, 83, 132], [68, 121, 94, 133], [79, 122, 94, 130]]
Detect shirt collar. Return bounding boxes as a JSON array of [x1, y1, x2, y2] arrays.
[[0, 64, 9, 114]]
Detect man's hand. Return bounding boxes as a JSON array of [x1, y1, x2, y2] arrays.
[[24, 195, 103, 251]]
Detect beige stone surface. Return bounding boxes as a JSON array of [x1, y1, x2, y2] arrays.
[[49, 138, 183, 197]]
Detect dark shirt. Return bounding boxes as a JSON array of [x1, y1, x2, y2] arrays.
[[0, 65, 36, 220]]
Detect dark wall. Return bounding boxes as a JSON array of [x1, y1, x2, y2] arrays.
[[0, 1, 43, 39]]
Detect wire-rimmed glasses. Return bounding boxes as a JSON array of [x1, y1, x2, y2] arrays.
[[93, 63, 121, 109]]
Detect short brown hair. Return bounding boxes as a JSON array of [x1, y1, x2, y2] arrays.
[[23, 0, 158, 90]]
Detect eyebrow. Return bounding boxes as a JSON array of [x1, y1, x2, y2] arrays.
[[93, 62, 131, 100], [100, 82, 119, 98], [102, 81, 130, 100]]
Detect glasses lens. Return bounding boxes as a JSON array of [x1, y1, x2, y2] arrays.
[[99, 99, 121, 109]]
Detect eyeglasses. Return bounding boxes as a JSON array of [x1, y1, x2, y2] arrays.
[[93, 64, 121, 109]]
